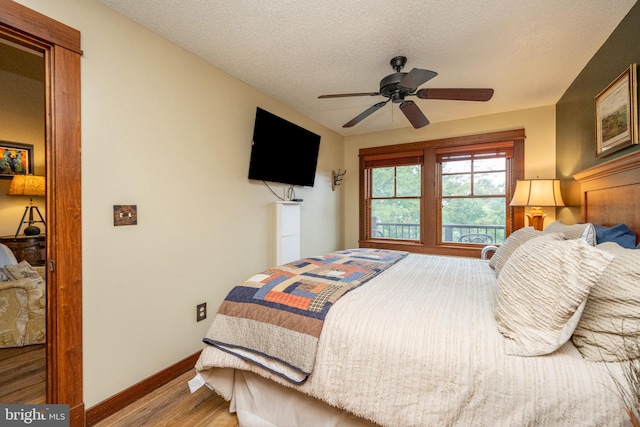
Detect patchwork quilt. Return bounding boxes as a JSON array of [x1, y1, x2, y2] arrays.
[[202, 248, 408, 384]]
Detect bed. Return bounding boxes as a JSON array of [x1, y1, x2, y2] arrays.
[[195, 151, 640, 427], [0, 244, 46, 348]]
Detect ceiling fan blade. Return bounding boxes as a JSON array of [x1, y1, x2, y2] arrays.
[[343, 101, 389, 128], [398, 68, 438, 91], [319, 92, 380, 99], [399, 100, 429, 128], [415, 88, 494, 101]]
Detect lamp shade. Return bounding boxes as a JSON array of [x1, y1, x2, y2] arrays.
[[7, 175, 45, 197], [509, 179, 565, 207]]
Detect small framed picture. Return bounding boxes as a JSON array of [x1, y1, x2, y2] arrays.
[[595, 64, 638, 158], [0, 141, 34, 178]]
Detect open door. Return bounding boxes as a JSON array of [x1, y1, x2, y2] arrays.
[[0, 1, 83, 425]]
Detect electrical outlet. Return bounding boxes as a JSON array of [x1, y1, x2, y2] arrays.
[[196, 302, 207, 322]]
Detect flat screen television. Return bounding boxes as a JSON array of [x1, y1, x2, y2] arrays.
[[248, 107, 321, 187]]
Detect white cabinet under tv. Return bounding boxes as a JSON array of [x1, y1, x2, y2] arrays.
[[276, 201, 301, 265]]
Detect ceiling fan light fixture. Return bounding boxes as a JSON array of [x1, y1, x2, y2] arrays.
[[318, 56, 494, 129], [391, 92, 404, 104]]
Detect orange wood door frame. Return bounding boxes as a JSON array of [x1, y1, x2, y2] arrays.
[[0, 1, 84, 425]]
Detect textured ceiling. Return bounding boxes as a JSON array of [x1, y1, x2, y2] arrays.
[[96, 0, 636, 136]]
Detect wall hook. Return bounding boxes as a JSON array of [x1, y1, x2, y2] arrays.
[[331, 169, 347, 191]]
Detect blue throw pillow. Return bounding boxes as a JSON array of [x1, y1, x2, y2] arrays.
[[594, 224, 637, 249]]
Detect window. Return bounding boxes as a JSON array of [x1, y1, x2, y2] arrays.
[[438, 145, 513, 245], [359, 130, 524, 256], [362, 150, 423, 241], [369, 164, 422, 240]]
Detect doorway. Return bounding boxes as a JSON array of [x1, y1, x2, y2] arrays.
[[0, 35, 46, 404], [0, 1, 83, 425]]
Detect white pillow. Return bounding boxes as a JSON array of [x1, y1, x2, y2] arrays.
[[0, 244, 17, 281], [0, 243, 17, 268], [572, 242, 640, 362], [495, 236, 614, 356], [489, 227, 542, 276], [544, 220, 596, 246]]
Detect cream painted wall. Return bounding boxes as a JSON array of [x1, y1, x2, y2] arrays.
[[343, 105, 557, 249], [0, 68, 45, 236], [15, 0, 345, 408], [11, 0, 556, 410]]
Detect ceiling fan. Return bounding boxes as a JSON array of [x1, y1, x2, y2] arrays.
[[318, 56, 494, 129]]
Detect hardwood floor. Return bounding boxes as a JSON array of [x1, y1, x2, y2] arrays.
[[0, 344, 46, 404], [0, 347, 238, 425], [92, 370, 239, 426]]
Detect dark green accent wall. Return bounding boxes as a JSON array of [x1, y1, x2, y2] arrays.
[[556, 1, 640, 184]]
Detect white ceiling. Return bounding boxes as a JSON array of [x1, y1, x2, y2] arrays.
[[96, 0, 636, 136]]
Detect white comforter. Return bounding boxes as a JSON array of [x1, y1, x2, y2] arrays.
[[196, 253, 628, 426]]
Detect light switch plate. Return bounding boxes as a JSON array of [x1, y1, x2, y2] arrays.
[[113, 205, 137, 226]]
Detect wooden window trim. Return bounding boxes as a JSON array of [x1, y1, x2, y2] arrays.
[[359, 130, 525, 258], [366, 164, 423, 243], [437, 144, 511, 247]]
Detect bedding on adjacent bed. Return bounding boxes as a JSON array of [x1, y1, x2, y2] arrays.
[[0, 260, 46, 348], [196, 252, 630, 427]]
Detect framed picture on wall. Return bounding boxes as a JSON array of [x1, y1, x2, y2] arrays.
[[595, 63, 638, 158], [0, 141, 34, 178]]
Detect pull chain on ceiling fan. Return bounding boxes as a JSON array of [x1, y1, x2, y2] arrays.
[[318, 56, 494, 129]]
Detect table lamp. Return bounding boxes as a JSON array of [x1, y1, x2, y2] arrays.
[[7, 174, 46, 237], [509, 179, 564, 231]]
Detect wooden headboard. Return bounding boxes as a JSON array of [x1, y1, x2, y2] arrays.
[[573, 150, 640, 244]]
